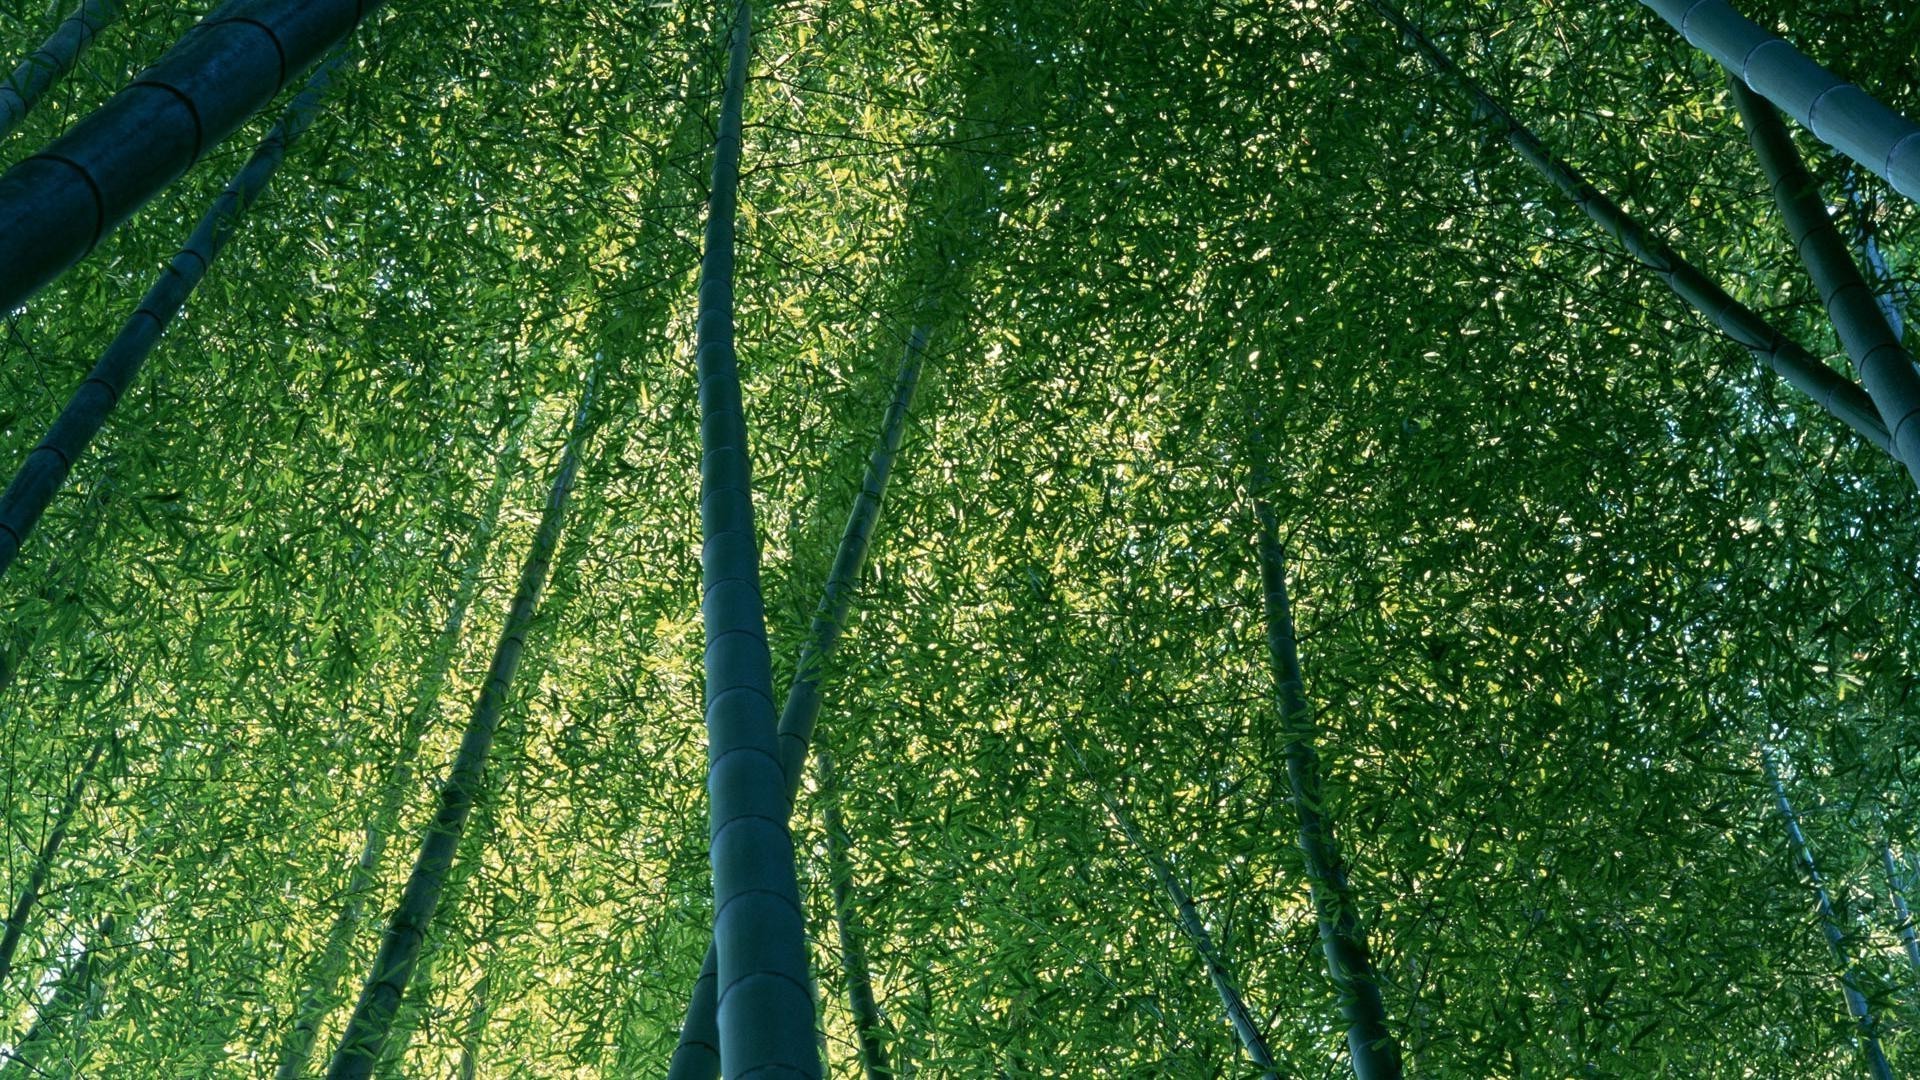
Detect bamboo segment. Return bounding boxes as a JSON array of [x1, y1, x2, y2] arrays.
[[1255, 497, 1402, 1080], [0, 737, 107, 988], [0, 0, 381, 313], [817, 750, 895, 1080], [692, 1, 820, 1074], [1762, 751, 1893, 1080], [273, 431, 520, 1080], [1732, 79, 1920, 491], [0, 50, 351, 581], [1066, 739, 1278, 1078], [325, 384, 595, 1080], [1641, 0, 1920, 206], [1881, 843, 1920, 977], [669, 327, 926, 1080]]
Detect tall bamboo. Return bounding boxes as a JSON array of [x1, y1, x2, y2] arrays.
[[1371, 2, 1892, 457], [668, 326, 925, 1080], [682, 0, 823, 1071], [1731, 79, 1920, 492], [370, 771, 505, 1077], [0, 0, 380, 312], [1640, 0, 1920, 206], [0, 49, 350, 581], [0, 735, 107, 988], [1762, 750, 1893, 1080], [1064, 740, 1278, 1077], [1254, 496, 1401, 1079], [325, 382, 596, 1080], [273, 427, 522, 1080], [379, 446, 607, 1077], [0, 0, 122, 142]]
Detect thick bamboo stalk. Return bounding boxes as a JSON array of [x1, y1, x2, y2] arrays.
[[1371, 1, 1892, 457], [0, 0, 381, 312], [668, 326, 925, 1080], [325, 383, 596, 1080], [0, 49, 350, 581], [817, 749, 894, 1080], [689, 0, 821, 1070], [1254, 497, 1401, 1079], [1762, 750, 1893, 1080], [0, 0, 122, 142], [1731, 79, 1920, 492], [273, 430, 521, 1080], [1641, 0, 1920, 206], [1065, 740, 1277, 1077], [0, 736, 107, 988]]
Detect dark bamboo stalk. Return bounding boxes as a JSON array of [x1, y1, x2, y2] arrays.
[[687, 0, 821, 1071], [1762, 749, 1893, 1080], [326, 382, 596, 1079], [668, 326, 925, 1080], [1731, 78, 1920, 492], [274, 428, 522, 1080], [0, 0, 380, 311], [817, 749, 894, 1080], [0, 736, 107, 988], [0, 48, 351, 580], [1064, 740, 1278, 1077], [1254, 495, 1401, 1079]]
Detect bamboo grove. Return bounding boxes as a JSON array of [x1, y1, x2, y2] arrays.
[[0, 0, 1915, 1074]]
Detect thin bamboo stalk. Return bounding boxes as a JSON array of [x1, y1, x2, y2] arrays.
[[1371, 1, 1892, 457], [0, 0, 122, 142]]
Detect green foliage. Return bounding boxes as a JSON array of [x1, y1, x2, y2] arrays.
[[0, 0, 1916, 1076]]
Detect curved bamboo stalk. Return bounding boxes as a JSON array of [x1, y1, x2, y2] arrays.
[[0, 0, 381, 313], [0, 0, 122, 142], [1731, 79, 1920, 492], [0, 48, 351, 582], [1371, 1, 1892, 457], [1254, 497, 1402, 1080], [1641, 0, 1920, 206], [668, 327, 925, 1080], [325, 382, 596, 1080]]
